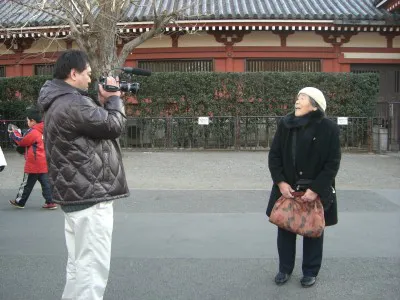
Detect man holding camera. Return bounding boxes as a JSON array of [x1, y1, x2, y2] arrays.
[[38, 49, 129, 300]]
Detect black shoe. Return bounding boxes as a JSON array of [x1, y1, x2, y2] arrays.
[[274, 272, 290, 285], [9, 200, 24, 209], [300, 276, 316, 287]]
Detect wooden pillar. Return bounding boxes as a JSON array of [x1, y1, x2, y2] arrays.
[[340, 63, 350, 72], [14, 63, 23, 77], [209, 30, 249, 72], [125, 60, 137, 67], [22, 64, 34, 76], [272, 31, 294, 47], [317, 32, 356, 73], [214, 59, 227, 72], [333, 44, 341, 72], [168, 32, 185, 48], [225, 44, 234, 72], [233, 58, 245, 72], [65, 39, 73, 49], [321, 59, 335, 72], [6, 64, 17, 77], [380, 32, 400, 48]]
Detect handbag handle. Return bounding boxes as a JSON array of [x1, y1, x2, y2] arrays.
[[291, 192, 322, 211], [292, 191, 304, 197]]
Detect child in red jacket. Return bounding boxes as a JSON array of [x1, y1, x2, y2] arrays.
[[8, 107, 57, 210]]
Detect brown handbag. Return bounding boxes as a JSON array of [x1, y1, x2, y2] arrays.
[[269, 191, 325, 238]]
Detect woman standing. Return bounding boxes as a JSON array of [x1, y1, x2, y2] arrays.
[[267, 87, 341, 287]]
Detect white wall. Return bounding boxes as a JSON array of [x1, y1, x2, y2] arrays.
[[24, 38, 67, 53], [136, 34, 171, 48], [179, 32, 221, 47], [240, 31, 280, 46], [287, 32, 331, 47], [343, 52, 400, 59], [0, 44, 13, 55], [343, 33, 387, 48], [393, 36, 400, 48]]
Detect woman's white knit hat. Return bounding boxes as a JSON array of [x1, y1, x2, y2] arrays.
[[298, 87, 326, 112]]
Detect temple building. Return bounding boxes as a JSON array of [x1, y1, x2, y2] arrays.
[[0, 0, 399, 101]]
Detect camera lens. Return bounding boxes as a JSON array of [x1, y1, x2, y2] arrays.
[[120, 82, 140, 94]]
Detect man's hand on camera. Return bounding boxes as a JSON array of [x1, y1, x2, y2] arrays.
[[98, 76, 121, 104]]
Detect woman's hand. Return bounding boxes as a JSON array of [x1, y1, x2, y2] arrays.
[[301, 189, 319, 202], [277, 181, 295, 198]]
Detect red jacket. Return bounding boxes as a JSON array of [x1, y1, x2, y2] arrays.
[[10, 122, 48, 173]]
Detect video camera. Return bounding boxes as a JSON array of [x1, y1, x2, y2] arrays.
[[99, 67, 151, 94]]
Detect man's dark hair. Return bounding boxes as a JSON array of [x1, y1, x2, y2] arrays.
[[53, 50, 89, 80], [26, 105, 42, 123]]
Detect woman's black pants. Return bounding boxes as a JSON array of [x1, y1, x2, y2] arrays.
[[277, 227, 324, 277]]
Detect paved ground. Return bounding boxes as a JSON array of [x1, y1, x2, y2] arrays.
[[0, 151, 399, 300]]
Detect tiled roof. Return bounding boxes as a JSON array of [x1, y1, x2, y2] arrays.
[[0, 0, 399, 28]]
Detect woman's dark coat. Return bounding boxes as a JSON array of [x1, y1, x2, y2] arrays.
[[266, 110, 341, 226]]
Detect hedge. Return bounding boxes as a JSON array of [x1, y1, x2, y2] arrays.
[[0, 72, 379, 120]]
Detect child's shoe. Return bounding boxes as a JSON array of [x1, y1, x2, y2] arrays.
[[9, 200, 24, 209], [42, 203, 57, 210]]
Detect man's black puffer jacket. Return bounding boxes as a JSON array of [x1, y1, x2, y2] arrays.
[[38, 79, 129, 205]]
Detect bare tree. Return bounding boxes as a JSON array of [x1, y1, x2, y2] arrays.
[[1, 0, 201, 78]]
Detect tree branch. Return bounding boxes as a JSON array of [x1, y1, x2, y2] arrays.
[[117, 0, 201, 66], [2, 0, 206, 78], [117, 13, 177, 67]]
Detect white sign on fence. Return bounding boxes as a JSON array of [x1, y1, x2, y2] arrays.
[[337, 117, 348, 126], [198, 117, 210, 125]]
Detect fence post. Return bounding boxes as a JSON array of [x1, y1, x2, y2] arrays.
[[388, 102, 400, 151], [367, 118, 373, 153], [166, 117, 172, 149], [234, 116, 240, 150]]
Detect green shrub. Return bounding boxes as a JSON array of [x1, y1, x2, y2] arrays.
[[0, 72, 379, 119], [0, 76, 50, 119], [134, 71, 379, 117]]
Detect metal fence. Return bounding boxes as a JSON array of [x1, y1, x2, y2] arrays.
[[0, 116, 389, 152], [376, 102, 400, 151], [120, 116, 280, 150], [120, 116, 387, 152]]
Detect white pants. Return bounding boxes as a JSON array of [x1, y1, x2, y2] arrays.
[[61, 201, 114, 300]]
